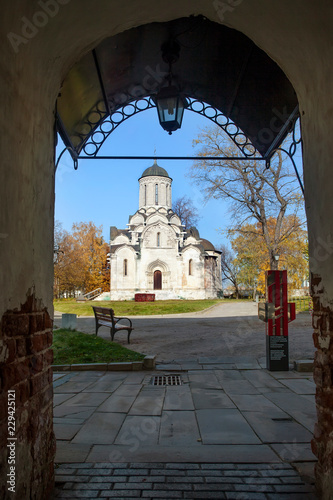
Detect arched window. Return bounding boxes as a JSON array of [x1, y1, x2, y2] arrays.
[[155, 183, 158, 204], [157, 232, 160, 247], [189, 259, 193, 276], [123, 259, 128, 276], [144, 184, 147, 205]]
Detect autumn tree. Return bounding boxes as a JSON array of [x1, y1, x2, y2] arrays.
[[230, 216, 308, 294], [172, 195, 200, 229], [54, 221, 110, 298], [190, 126, 305, 270]]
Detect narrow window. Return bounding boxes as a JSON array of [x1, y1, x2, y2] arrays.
[[189, 259, 192, 276], [157, 232, 160, 247], [124, 259, 128, 276], [144, 184, 147, 205], [155, 183, 158, 204], [166, 184, 168, 203]]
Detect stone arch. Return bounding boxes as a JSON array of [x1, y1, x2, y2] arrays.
[[1, 2, 333, 498], [146, 259, 171, 289]]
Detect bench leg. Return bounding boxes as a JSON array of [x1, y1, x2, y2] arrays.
[[110, 329, 115, 342], [127, 330, 131, 344]]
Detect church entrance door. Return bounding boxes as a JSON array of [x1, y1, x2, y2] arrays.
[[154, 270, 162, 290]]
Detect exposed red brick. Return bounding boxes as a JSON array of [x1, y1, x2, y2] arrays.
[[29, 333, 48, 354], [44, 311, 53, 329], [2, 314, 29, 337], [16, 337, 27, 357], [30, 370, 50, 396], [5, 338, 16, 363]]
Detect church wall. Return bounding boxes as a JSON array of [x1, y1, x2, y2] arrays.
[[139, 176, 172, 209], [110, 248, 137, 300]]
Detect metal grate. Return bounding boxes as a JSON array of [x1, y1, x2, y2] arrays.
[[151, 374, 182, 386]]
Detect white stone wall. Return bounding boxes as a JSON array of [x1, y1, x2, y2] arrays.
[[139, 175, 172, 209]]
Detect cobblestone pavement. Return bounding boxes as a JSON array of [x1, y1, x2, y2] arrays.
[[53, 462, 317, 499]]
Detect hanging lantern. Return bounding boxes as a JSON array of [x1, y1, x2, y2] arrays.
[[154, 85, 188, 135]]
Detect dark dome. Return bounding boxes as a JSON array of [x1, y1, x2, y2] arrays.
[[141, 159, 169, 178], [200, 238, 215, 251]]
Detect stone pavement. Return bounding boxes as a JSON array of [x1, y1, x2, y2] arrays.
[[52, 357, 317, 499]]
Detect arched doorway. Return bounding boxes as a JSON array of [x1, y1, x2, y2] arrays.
[[1, 2, 333, 498], [154, 269, 162, 289]]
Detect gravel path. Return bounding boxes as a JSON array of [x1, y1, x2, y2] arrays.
[[54, 302, 315, 363]]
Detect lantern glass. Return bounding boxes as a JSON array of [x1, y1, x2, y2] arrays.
[[154, 86, 187, 134]]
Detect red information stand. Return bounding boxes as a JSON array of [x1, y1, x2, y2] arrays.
[[259, 270, 296, 371]]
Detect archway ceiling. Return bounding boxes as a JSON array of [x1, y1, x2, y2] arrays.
[[56, 16, 298, 158]]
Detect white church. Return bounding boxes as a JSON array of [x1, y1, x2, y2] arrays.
[[110, 161, 222, 300]]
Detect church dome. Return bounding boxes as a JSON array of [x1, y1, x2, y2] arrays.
[[140, 160, 169, 178], [200, 238, 216, 251]]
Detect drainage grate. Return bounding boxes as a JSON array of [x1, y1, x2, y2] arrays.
[[151, 374, 182, 386]]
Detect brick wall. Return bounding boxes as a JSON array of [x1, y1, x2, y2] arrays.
[[311, 273, 333, 499], [0, 293, 55, 500]]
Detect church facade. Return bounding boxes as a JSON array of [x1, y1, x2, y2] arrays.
[[110, 161, 221, 300]]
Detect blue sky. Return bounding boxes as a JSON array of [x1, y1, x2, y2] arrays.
[[55, 107, 232, 248]]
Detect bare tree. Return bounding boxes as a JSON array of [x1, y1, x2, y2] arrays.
[[218, 244, 241, 298], [172, 195, 200, 229], [190, 126, 305, 269]]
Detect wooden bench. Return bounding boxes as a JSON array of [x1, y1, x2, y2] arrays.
[[92, 306, 133, 344]]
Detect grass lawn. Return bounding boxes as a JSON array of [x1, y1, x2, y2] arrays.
[[52, 328, 145, 365], [53, 298, 223, 316]]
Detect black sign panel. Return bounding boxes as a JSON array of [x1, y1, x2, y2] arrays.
[[266, 335, 289, 371]]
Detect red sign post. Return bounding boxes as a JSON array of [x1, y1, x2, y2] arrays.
[[258, 270, 296, 371]]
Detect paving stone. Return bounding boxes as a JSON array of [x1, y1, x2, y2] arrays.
[[166, 463, 200, 469], [99, 490, 142, 498], [220, 379, 261, 395], [191, 387, 235, 409], [243, 411, 313, 443], [229, 394, 280, 412], [225, 493, 266, 499], [83, 376, 126, 393], [188, 371, 222, 389], [167, 476, 204, 483], [113, 482, 153, 489], [123, 373, 146, 384], [184, 493, 226, 499], [142, 491, 183, 498], [54, 393, 77, 406], [55, 442, 92, 463], [53, 405, 95, 419], [114, 468, 150, 475], [53, 380, 95, 394], [113, 384, 142, 396], [98, 394, 137, 413], [163, 385, 194, 410], [154, 483, 192, 490], [278, 378, 316, 395], [201, 364, 237, 370], [115, 415, 160, 446], [271, 442, 316, 462], [71, 412, 126, 444], [129, 389, 165, 415], [63, 392, 109, 407], [159, 410, 201, 445], [196, 409, 261, 445], [242, 370, 284, 388], [128, 475, 166, 483], [54, 423, 82, 441]]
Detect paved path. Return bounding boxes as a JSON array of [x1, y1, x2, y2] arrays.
[[53, 361, 317, 498], [54, 302, 315, 362]]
